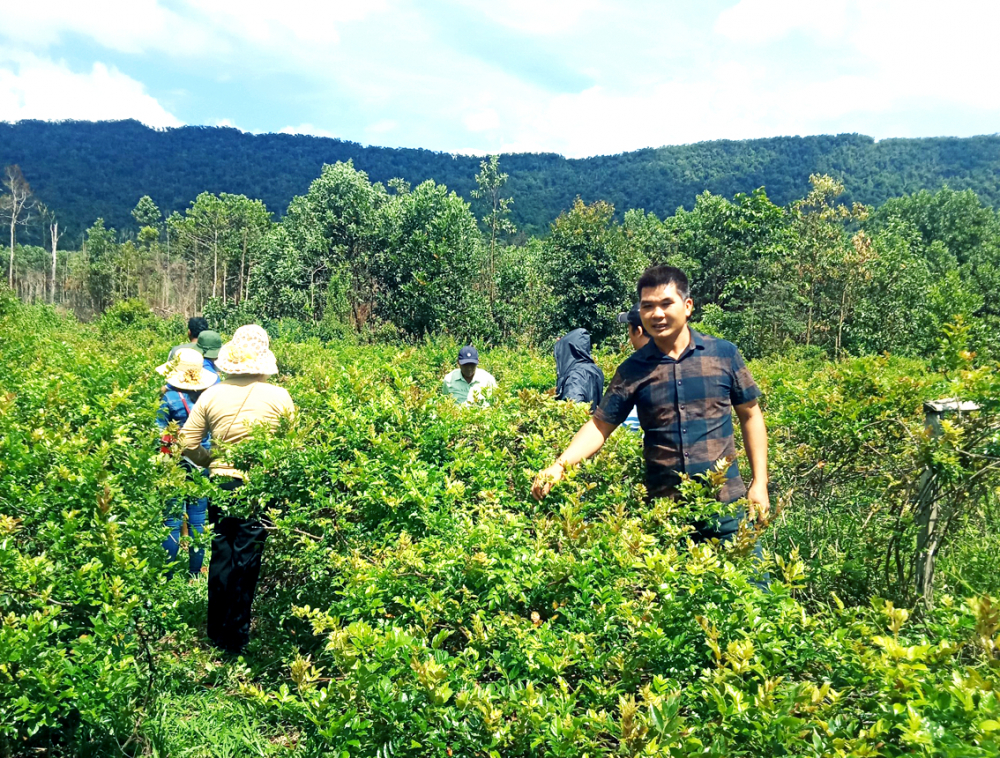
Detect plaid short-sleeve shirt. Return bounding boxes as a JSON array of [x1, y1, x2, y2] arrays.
[[594, 328, 761, 502]]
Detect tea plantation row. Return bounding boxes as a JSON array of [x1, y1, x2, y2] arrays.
[[2, 296, 999, 756]]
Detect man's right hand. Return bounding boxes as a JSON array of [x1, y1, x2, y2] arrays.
[[531, 462, 565, 500]]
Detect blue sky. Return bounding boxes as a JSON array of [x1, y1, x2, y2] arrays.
[[1, 0, 998, 157]]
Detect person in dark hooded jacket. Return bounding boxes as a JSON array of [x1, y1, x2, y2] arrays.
[[554, 328, 605, 412]]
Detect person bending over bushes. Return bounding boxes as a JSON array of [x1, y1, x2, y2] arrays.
[[553, 328, 604, 413], [442, 345, 497, 405]]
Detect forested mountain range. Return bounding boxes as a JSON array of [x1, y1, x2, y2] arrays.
[[3, 119, 1000, 241]]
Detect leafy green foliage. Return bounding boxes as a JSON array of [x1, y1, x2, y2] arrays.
[[271, 160, 388, 325], [668, 188, 796, 357], [0, 299, 192, 753], [374, 181, 489, 340], [3, 299, 1000, 756], [545, 199, 647, 342], [472, 155, 517, 309]]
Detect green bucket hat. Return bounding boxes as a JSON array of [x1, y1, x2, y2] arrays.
[[195, 330, 223, 359]]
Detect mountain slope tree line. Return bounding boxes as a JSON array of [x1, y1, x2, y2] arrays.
[[4, 119, 1000, 241]]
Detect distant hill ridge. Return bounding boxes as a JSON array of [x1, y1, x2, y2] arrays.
[[2, 119, 1000, 242]]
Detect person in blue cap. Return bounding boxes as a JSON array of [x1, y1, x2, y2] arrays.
[[442, 345, 497, 405], [617, 303, 649, 432]]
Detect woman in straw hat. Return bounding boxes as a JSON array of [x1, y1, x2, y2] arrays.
[[155, 348, 219, 577], [179, 325, 295, 654]]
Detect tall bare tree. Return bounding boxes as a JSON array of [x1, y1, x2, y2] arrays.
[[1, 165, 35, 289], [34, 202, 61, 305], [50, 218, 61, 305]]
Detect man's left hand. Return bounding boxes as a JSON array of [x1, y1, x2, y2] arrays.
[[747, 480, 770, 522]]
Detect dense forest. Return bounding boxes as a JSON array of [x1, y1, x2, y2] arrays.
[[3, 119, 1000, 242]]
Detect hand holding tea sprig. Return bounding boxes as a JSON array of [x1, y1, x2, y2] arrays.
[[531, 417, 615, 500]]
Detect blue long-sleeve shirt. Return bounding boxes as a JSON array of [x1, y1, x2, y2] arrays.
[[157, 387, 211, 450]]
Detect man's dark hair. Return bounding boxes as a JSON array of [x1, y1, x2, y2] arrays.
[[188, 317, 209, 338], [636, 265, 690, 301]]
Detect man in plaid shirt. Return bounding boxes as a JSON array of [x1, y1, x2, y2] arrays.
[[532, 265, 769, 543]]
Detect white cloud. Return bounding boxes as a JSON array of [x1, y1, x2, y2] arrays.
[[0, 0, 388, 61], [0, 53, 182, 127], [715, 0, 854, 43], [1, 0, 999, 158], [181, 0, 389, 48], [278, 123, 338, 139], [463, 108, 500, 133], [365, 119, 398, 135], [0, 0, 218, 56], [710, 0, 1000, 119], [850, 3, 1000, 107], [450, 0, 601, 35]]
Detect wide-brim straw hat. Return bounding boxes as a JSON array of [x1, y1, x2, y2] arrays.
[[156, 348, 219, 391], [214, 324, 278, 376]]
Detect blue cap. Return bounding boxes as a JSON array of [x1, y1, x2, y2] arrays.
[[618, 304, 642, 328], [458, 345, 479, 365]]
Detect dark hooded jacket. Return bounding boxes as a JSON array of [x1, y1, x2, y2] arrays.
[[554, 328, 605, 412]]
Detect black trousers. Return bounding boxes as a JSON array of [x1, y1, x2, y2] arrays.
[[207, 478, 269, 652]]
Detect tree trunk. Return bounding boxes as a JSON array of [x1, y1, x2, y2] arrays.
[[8, 215, 15, 289], [914, 468, 940, 607], [3, 166, 33, 291], [50, 222, 59, 304], [489, 225, 497, 307], [164, 226, 170, 309], [239, 228, 247, 304], [212, 229, 219, 299], [836, 285, 847, 356], [194, 239, 201, 313], [489, 189, 498, 307], [912, 402, 973, 608], [805, 279, 815, 347]]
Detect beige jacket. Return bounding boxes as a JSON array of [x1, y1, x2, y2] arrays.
[[180, 376, 295, 479]]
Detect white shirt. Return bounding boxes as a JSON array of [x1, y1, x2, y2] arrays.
[[442, 367, 497, 405]]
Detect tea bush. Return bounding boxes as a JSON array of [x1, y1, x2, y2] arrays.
[[2, 300, 1000, 756], [0, 300, 191, 754]]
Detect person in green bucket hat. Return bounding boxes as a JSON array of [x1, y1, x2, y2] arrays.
[[195, 330, 223, 374]]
